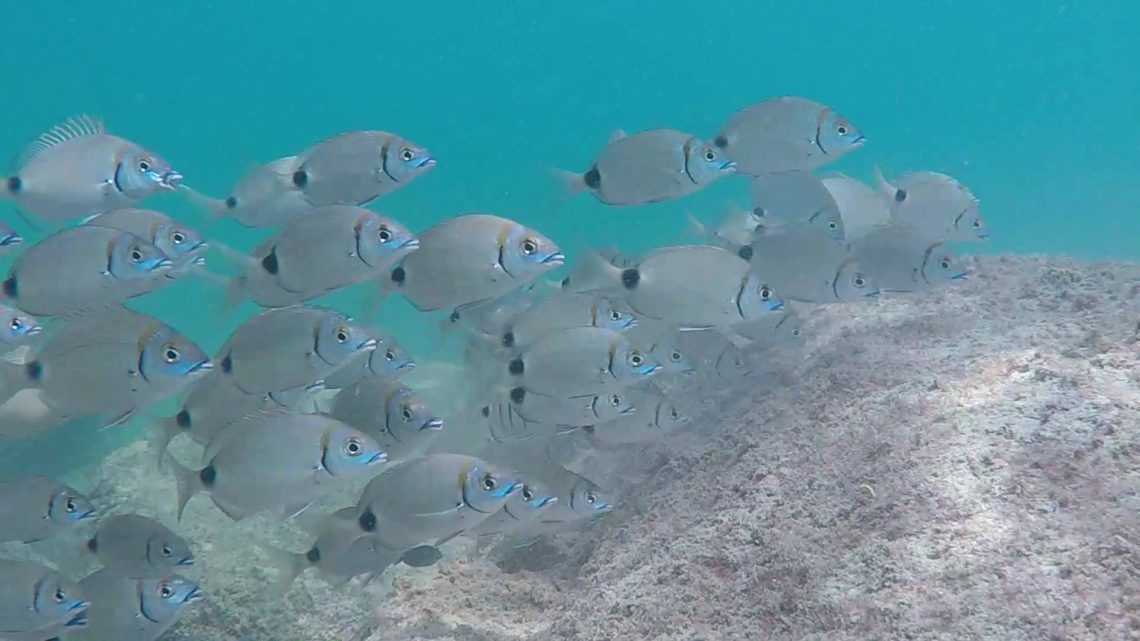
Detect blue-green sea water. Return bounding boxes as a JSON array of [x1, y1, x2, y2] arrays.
[[0, 3, 1136, 469]]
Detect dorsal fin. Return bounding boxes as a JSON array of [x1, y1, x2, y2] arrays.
[[607, 129, 628, 144], [17, 115, 106, 167]]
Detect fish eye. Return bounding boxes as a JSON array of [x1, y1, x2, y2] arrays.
[[138, 158, 152, 172], [522, 487, 534, 501], [400, 147, 415, 162], [827, 220, 838, 230], [335, 328, 349, 343], [973, 220, 981, 228], [171, 231, 186, 244], [521, 238, 539, 255], [401, 406, 413, 421], [609, 309, 622, 321], [670, 408, 681, 420], [344, 438, 363, 456], [377, 225, 393, 242], [836, 124, 848, 135], [585, 492, 597, 504], [670, 350, 682, 362], [609, 394, 622, 407], [481, 474, 497, 491], [759, 286, 773, 300], [158, 582, 174, 599], [704, 149, 718, 162], [628, 351, 644, 367], [385, 349, 395, 361], [130, 247, 145, 262], [853, 274, 866, 288], [65, 498, 77, 513], [163, 345, 181, 363], [162, 545, 173, 557], [792, 328, 802, 337], [10, 318, 21, 330], [54, 589, 66, 602], [940, 258, 951, 270]]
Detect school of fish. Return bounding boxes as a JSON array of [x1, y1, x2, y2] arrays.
[[0, 96, 986, 640]]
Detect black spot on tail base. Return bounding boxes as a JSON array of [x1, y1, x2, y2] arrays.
[[176, 410, 191, 428], [480, 405, 490, 418], [508, 358, 524, 376], [86, 537, 98, 553], [359, 509, 377, 532], [894, 189, 907, 203], [509, 387, 526, 404], [220, 355, 233, 374], [292, 170, 308, 188], [6, 176, 21, 194], [714, 135, 728, 148], [305, 547, 321, 564], [620, 268, 640, 289], [583, 166, 601, 190], [501, 331, 515, 348], [560, 276, 571, 289], [390, 266, 406, 285], [25, 361, 42, 382], [3, 277, 17, 299], [737, 245, 754, 261], [199, 465, 217, 488], [448, 311, 460, 323], [224, 196, 238, 209], [260, 249, 279, 275]]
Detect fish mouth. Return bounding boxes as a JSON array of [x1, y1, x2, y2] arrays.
[[720, 160, 737, 172], [176, 557, 195, 566], [541, 252, 566, 266], [153, 258, 174, 271], [25, 325, 44, 335], [400, 237, 421, 251], [491, 480, 522, 499], [417, 157, 437, 169], [365, 451, 388, 464], [421, 418, 444, 431], [951, 272, 969, 280], [864, 289, 882, 298], [76, 508, 97, 520], [189, 240, 209, 252], [532, 495, 558, 508], [160, 171, 183, 189], [184, 586, 204, 603], [189, 360, 214, 374], [66, 610, 89, 627], [358, 337, 379, 351], [849, 135, 866, 146], [766, 299, 785, 312], [0, 234, 22, 246]]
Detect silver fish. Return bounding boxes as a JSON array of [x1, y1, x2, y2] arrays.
[[85, 514, 193, 579], [674, 328, 761, 379], [0, 305, 41, 346], [321, 332, 416, 389], [491, 386, 636, 433], [465, 479, 559, 541], [0, 116, 180, 223], [747, 224, 879, 303], [0, 476, 95, 543], [441, 284, 537, 345], [291, 130, 435, 205], [687, 204, 768, 249], [849, 223, 969, 293], [329, 379, 443, 463], [269, 507, 405, 591], [67, 569, 200, 641], [821, 174, 890, 241], [876, 169, 988, 241], [81, 208, 208, 277], [0, 221, 22, 254], [184, 155, 311, 227], [507, 326, 662, 397], [355, 453, 522, 551], [169, 410, 386, 521], [565, 244, 784, 332], [748, 170, 846, 241], [0, 560, 87, 635], [389, 214, 564, 312], [502, 462, 612, 527], [2, 225, 172, 316], [232, 205, 418, 307], [500, 292, 637, 349], [622, 321, 696, 377], [215, 306, 377, 395], [714, 96, 864, 175], [559, 128, 735, 205], [586, 388, 691, 444], [3, 308, 211, 432]]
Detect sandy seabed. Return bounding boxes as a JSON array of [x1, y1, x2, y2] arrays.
[[22, 254, 1138, 641]]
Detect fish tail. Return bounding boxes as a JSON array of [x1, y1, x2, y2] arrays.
[[221, 275, 248, 313], [873, 166, 896, 202], [151, 415, 182, 471], [166, 455, 203, 521], [0, 176, 12, 200], [549, 167, 588, 197], [262, 544, 308, 597], [562, 250, 624, 293], [685, 211, 709, 239], [179, 185, 229, 220]]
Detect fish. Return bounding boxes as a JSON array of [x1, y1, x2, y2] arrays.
[[321, 333, 416, 389], [585, 388, 691, 444], [0, 305, 42, 346], [64, 569, 200, 641], [229, 205, 418, 307], [479, 457, 612, 528], [687, 203, 768, 250], [673, 328, 757, 380], [730, 305, 805, 353], [564, 244, 784, 332], [465, 479, 559, 542], [748, 170, 846, 241], [849, 223, 969, 293], [489, 386, 637, 434], [81, 208, 208, 277], [169, 410, 386, 521], [713, 96, 864, 175], [0, 308, 211, 434], [151, 371, 276, 459], [328, 379, 444, 463], [0, 221, 23, 254], [388, 214, 563, 312], [622, 321, 696, 377], [0, 560, 87, 636], [215, 305, 377, 395], [747, 224, 880, 303], [2, 225, 172, 316], [500, 292, 637, 349], [355, 453, 522, 551], [557, 128, 735, 205], [183, 156, 312, 227], [507, 326, 663, 397], [290, 130, 435, 205], [0, 476, 95, 544], [441, 284, 538, 346], [875, 169, 988, 241], [821, 174, 890, 241], [85, 514, 193, 579], [0, 115, 181, 223]]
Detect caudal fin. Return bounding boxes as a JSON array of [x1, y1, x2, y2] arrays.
[[548, 168, 588, 197], [179, 185, 230, 221], [165, 455, 204, 521], [560, 250, 623, 294], [151, 414, 183, 471], [262, 544, 309, 597]]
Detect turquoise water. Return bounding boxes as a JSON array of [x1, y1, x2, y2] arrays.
[[1, 1, 1136, 476]]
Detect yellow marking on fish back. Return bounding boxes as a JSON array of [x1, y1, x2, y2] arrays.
[[458, 462, 473, 490], [590, 301, 599, 326]]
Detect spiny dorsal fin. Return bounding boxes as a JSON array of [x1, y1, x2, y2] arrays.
[[18, 115, 107, 167]]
